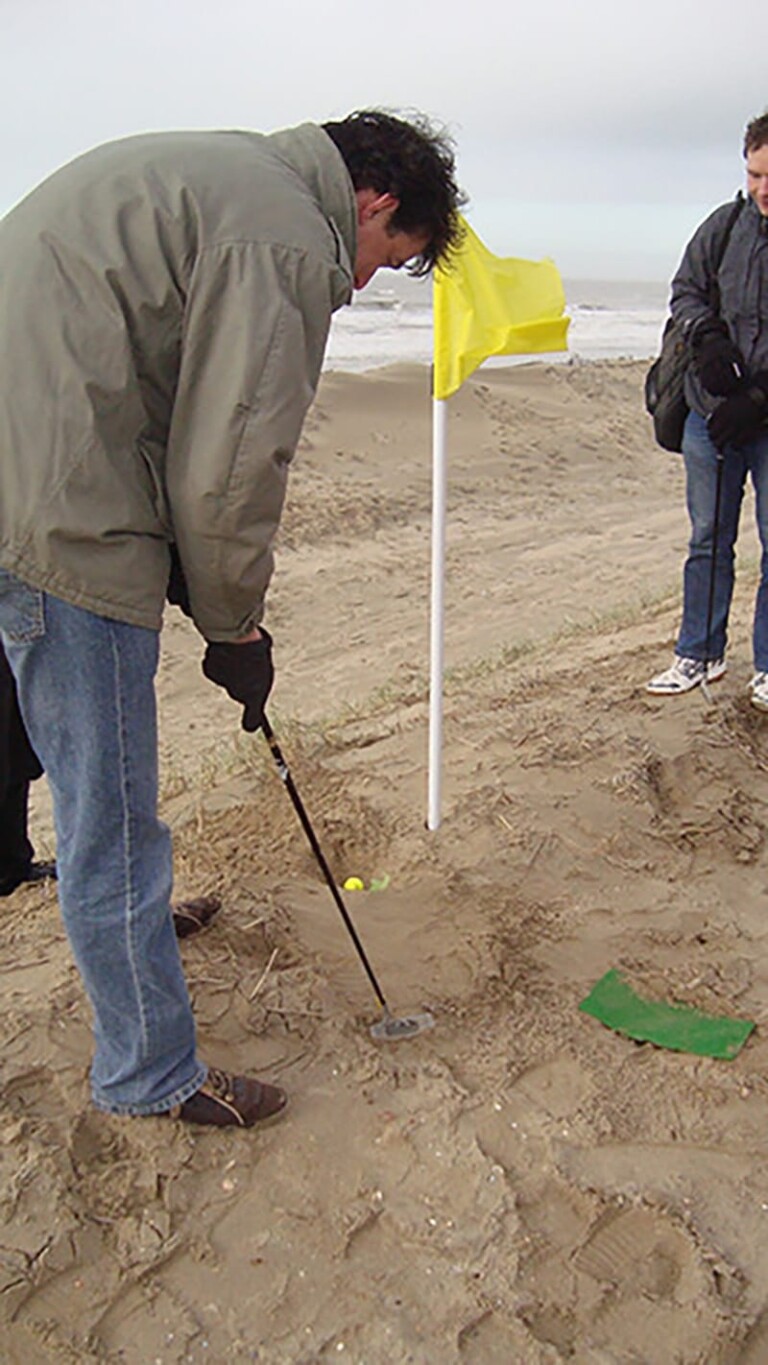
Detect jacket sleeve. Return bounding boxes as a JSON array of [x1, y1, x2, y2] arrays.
[[165, 240, 335, 641], [669, 203, 736, 340]]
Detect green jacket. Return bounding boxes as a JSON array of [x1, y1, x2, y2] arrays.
[[0, 124, 355, 640]]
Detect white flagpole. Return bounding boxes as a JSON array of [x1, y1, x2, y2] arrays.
[[427, 395, 447, 831]]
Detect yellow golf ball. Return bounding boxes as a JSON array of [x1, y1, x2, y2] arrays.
[[343, 876, 365, 891]]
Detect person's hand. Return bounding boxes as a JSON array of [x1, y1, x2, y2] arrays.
[[691, 319, 744, 397], [708, 374, 768, 450], [202, 631, 274, 732]]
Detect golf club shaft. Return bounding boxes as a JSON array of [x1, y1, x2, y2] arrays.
[[260, 713, 390, 1014]]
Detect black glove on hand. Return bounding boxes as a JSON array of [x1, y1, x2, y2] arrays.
[[166, 544, 193, 618], [202, 631, 274, 732], [691, 319, 745, 397], [708, 373, 768, 451]]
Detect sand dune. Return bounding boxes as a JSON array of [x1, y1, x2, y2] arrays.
[[3, 360, 768, 1362]]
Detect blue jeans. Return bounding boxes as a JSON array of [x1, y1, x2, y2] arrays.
[[677, 411, 768, 671], [0, 570, 206, 1115]]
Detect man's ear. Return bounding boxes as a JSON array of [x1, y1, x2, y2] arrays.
[[355, 189, 399, 223]]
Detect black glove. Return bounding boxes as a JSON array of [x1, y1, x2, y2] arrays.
[[166, 544, 193, 618], [708, 374, 768, 450], [202, 631, 274, 732], [691, 319, 744, 397]]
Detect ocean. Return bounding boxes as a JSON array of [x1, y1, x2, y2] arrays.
[[323, 276, 670, 373]]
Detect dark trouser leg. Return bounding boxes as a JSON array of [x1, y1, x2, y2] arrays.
[[0, 778, 34, 893]]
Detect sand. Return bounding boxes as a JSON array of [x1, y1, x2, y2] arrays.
[[3, 358, 768, 1363]]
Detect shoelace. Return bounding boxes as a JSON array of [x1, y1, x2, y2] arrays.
[[206, 1068, 237, 1103]]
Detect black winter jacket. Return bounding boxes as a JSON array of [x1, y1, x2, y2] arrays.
[[670, 193, 768, 418]]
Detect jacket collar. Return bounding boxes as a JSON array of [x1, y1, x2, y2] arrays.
[[265, 123, 356, 307]]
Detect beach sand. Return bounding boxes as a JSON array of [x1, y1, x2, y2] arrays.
[[4, 359, 768, 1362]]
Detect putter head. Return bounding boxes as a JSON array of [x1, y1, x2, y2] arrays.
[[369, 1010, 435, 1042]]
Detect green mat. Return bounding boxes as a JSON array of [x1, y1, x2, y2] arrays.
[[579, 969, 755, 1060]]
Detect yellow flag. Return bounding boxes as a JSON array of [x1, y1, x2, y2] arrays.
[[433, 216, 570, 400]]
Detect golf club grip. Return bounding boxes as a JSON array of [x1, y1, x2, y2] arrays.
[[260, 713, 389, 1013]]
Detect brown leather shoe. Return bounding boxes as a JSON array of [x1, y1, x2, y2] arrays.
[[172, 895, 221, 939], [171, 1068, 287, 1128]]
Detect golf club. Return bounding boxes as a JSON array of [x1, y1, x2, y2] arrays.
[[701, 449, 725, 704], [260, 713, 434, 1042]]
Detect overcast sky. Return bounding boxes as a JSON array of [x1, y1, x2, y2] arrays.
[[2, 0, 766, 280]]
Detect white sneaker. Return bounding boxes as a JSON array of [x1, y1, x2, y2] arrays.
[[646, 655, 726, 695], [750, 672, 768, 712]]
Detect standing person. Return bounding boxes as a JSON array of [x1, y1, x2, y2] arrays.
[[0, 110, 463, 1128], [647, 111, 768, 705], [0, 641, 56, 897]]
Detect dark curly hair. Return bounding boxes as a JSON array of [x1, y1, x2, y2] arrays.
[[744, 111, 768, 156], [321, 109, 466, 276]]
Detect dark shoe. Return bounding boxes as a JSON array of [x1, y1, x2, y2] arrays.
[[172, 895, 221, 939], [171, 1068, 287, 1128], [27, 859, 57, 883], [0, 859, 57, 897]]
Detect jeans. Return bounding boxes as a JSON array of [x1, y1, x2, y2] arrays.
[[677, 411, 768, 672], [0, 570, 206, 1115]]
